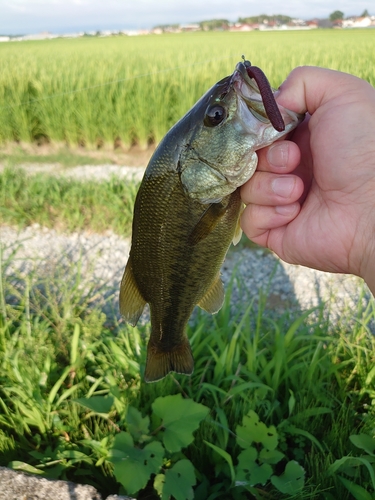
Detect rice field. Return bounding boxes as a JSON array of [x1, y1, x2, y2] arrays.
[[1, 29, 375, 149]]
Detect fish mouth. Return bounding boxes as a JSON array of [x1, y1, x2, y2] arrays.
[[230, 62, 303, 129], [230, 63, 271, 124]]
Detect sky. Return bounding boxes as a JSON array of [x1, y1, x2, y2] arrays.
[[1, 0, 373, 35]]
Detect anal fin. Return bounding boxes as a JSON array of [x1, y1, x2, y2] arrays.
[[198, 274, 225, 314], [119, 260, 146, 326]]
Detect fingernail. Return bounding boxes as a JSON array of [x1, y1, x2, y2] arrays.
[[272, 176, 295, 198], [268, 142, 289, 168], [275, 204, 298, 215]]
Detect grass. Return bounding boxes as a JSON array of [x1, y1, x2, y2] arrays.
[[0, 167, 138, 234], [1, 29, 375, 149], [0, 245, 374, 498]]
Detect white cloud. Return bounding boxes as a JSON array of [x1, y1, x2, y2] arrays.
[[0, 0, 373, 34]]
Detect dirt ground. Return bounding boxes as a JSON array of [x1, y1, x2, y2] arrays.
[[0, 142, 156, 167]]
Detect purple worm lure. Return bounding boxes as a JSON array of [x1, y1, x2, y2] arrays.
[[243, 59, 285, 132]]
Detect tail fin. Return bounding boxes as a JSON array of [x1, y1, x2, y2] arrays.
[[144, 337, 194, 383]]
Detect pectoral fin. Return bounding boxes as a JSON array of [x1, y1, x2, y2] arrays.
[[198, 274, 225, 314], [119, 260, 146, 326], [188, 202, 227, 246], [232, 216, 243, 246]]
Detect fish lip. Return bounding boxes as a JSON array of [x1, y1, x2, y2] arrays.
[[230, 64, 263, 102], [231, 65, 304, 129], [231, 62, 260, 93]]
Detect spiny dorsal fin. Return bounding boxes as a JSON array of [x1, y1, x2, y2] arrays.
[[119, 259, 146, 326], [187, 202, 227, 246], [198, 274, 225, 314]]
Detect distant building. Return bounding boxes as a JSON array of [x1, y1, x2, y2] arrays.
[[342, 16, 373, 28], [22, 32, 58, 40], [180, 24, 200, 32], [229, 23, 255, 31]]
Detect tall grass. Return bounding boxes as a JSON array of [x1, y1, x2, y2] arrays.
[[1, 30, 374, 148]]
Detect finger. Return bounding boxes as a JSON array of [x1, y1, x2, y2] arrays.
[[240, 202, 300, 247], [275, 66, 372, 116], [240, 171, 304, 206], [256, 140, 301, 174]]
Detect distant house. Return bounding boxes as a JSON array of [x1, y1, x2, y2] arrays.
[[229, 23, 256, 31], [22, 32, 58, 40], [180, 24, 200, 32], [306, 19, 319, 29], [342, 16, 372, 28], [0, 36, 10, 42]]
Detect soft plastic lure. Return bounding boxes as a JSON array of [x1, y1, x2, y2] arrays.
[[242, 58, 285, 132]]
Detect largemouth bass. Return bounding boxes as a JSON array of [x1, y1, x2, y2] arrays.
[[120, 61, 303, 382]]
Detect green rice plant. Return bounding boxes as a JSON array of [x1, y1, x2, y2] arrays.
[[0, 30, 374, 148]]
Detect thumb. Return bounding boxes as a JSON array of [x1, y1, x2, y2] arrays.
[[275, 66, 371, 116]]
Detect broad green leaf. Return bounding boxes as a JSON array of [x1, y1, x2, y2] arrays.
[[338, 475, 373, 500], [235, 447, 272, 487], [236, 410, 278, 450], [74, 396, 114, 414], [350, 434, 375, 456], [9, 461, 44, 475], [126, 406, 150, 443], [154, 460, 196, 500], [152, 394, 209, 453], [259, 448, 285, 465], [271, 460, 305, 494], [154, 474, 166, 498], [109, 431, 164, 494]]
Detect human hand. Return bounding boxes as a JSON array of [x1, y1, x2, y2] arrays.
[[240, 66, 375, 293]]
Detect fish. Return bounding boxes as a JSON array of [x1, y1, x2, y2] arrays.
[[119, 60, 303, 382]]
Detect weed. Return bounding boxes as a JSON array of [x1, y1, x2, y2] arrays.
[[0, 245, 374, 497]]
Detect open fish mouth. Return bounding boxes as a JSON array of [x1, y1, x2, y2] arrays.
[[230, 61, 303, 131]]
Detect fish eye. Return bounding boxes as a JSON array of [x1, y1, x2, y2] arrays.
[[204, 105, 227, 127]]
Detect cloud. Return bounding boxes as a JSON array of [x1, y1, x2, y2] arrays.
[[0, 0, 373, 34]]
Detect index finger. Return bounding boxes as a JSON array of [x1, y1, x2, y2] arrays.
[[256, 140, 301, 174]]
